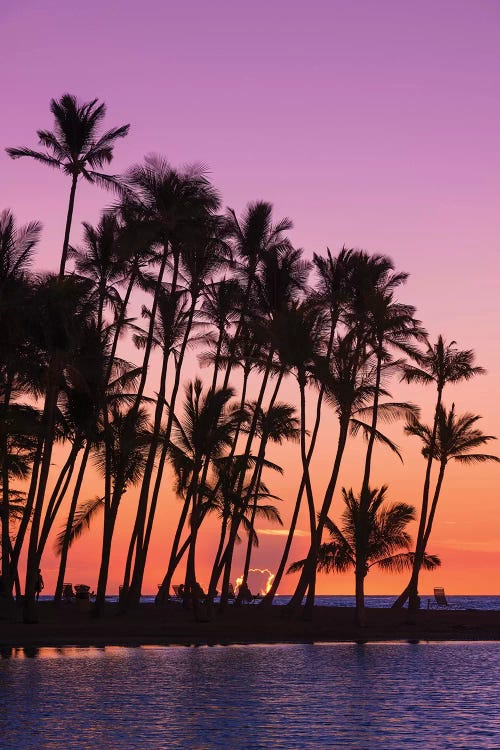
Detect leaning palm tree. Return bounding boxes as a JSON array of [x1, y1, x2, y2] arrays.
[[0, 209, 41, 596], [235, 402, 299, 600], [288, 485, 440, 626], [222, 201, 293, 388], [69, 213, 124, 329], [167, 380, 242, 608], [394, 336, 485, 612], [92, 404, 152, 616], [392, 404, 499, 609], [6, 94, 129, 276]]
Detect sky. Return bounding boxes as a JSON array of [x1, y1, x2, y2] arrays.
[[1, 0, 500, 595]]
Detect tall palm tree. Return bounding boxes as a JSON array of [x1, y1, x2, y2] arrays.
[[93, 404, 152, 615], [0, 209, 41, 596], [198, 277, 243, 390], [124, 214, 230, 608], [393, 336, 485, 612], [166, 379, 242, 614], [69, 213, 124, 329], [16, 274, 95, 622], [392, 404, 498, 609], [236, 402, 299, 598], [222, 201, 293, 388], [6, 94, 129, 277], [288, 486, 440, 626], [266, 301, 329, 555]]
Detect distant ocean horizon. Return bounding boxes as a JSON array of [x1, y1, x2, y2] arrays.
[[38, 593, 500, 610]]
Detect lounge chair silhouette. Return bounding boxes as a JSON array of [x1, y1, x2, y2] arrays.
[[434, 587, 449, 607], [172, 585, 182, 599]]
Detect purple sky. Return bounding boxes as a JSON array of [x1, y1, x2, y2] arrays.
[[2, 0, 500, 592]]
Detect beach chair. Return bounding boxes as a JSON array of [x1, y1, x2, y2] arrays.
[[172, 585, 182, 599], [434, 587, 449, 607], [62, 582, 74, 601]]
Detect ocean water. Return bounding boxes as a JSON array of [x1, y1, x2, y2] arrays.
[[0, 642, 499, 749], [121, 593, 500, 610], [36, 593, 500, 610]]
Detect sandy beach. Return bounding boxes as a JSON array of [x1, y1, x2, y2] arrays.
[[1, 602, 499, 649]]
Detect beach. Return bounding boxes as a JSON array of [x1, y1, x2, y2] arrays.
[[1, 601, 499, 649]]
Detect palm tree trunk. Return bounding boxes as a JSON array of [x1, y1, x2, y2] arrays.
[[126, 285, 197, 606], [288, 417, 350, 617], [156, 493, 192, 603], [282, 374, 317, 618], [23, 371, 60, 623], [392, 458, 446, 609], [93, 487, 122, 616], [53, 443, 91, 603], [261, 354, 340, 608], [407, 387, 443, 614], [210, 328, 224, 392], [207, 511, 230, 597], [37, 440, 81, 560], [106, 267, 137, 383], [1, 382, 13, 599], [218, 354, 275, 609], [221, 263, 256, 390], [360, 344, 383, 497], [59, 173, 78, 278], [355, 568, 366, 627]]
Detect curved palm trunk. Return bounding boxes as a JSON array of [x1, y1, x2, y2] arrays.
[[236, 370, 283, 603], [239, 463, 264, 593], [59, 173, 78, 278], [1, 383, 13, 599], [207, 511, 230, 598], [11, 428, 45, 593], [282, 375, 317, 618], [287, 417, 351, 618], [406, 387, 443, 614], [361, 344, 383, 497], [221, 262, 256, 390], [94, 250, 168, 617], [23, 369, 61, 623], [37, 440, 82, 560], [126, 285, 197, 607], [392, 457, 446, 609], [53, 442, 91, 603], [210, 327, 224, 392], [156, 493, 192, 603], [261, 360, 337, 608], [218, 354, 275, 611], [106, 267, 138, 383], [93, 482, 124, 616]]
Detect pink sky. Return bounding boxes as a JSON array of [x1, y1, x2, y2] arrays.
[[2, 0, 500, 594]]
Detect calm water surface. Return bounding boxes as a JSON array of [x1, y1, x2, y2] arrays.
[[1, 642, 499, 749]]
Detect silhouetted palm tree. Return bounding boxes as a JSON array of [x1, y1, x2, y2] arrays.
[[6, 94, 129, 276], [289, 485, 440, 625], [0, 209, 41, 596], [391, 403, 498, 610], [236, 402, 298, 598], [394, 336, 485, 612]]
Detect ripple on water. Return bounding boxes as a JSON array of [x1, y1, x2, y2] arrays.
[[0, 642, 499, 749]]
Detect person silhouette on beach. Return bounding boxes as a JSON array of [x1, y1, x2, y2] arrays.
[[238, 581, 253, 603], [35, 569, 44, 601]]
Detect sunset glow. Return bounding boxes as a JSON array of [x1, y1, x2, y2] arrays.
[[2, 0, 499, 601]]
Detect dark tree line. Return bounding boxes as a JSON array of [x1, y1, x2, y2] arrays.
[[1, 94, 497, 625]]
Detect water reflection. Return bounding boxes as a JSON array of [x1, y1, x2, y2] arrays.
[[0, 643, 499, 749]]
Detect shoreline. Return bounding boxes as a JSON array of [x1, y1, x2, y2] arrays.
[[1, 602, 500, 649]]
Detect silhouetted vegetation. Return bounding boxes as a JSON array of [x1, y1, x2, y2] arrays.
[[1, 94, 497, 624]]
